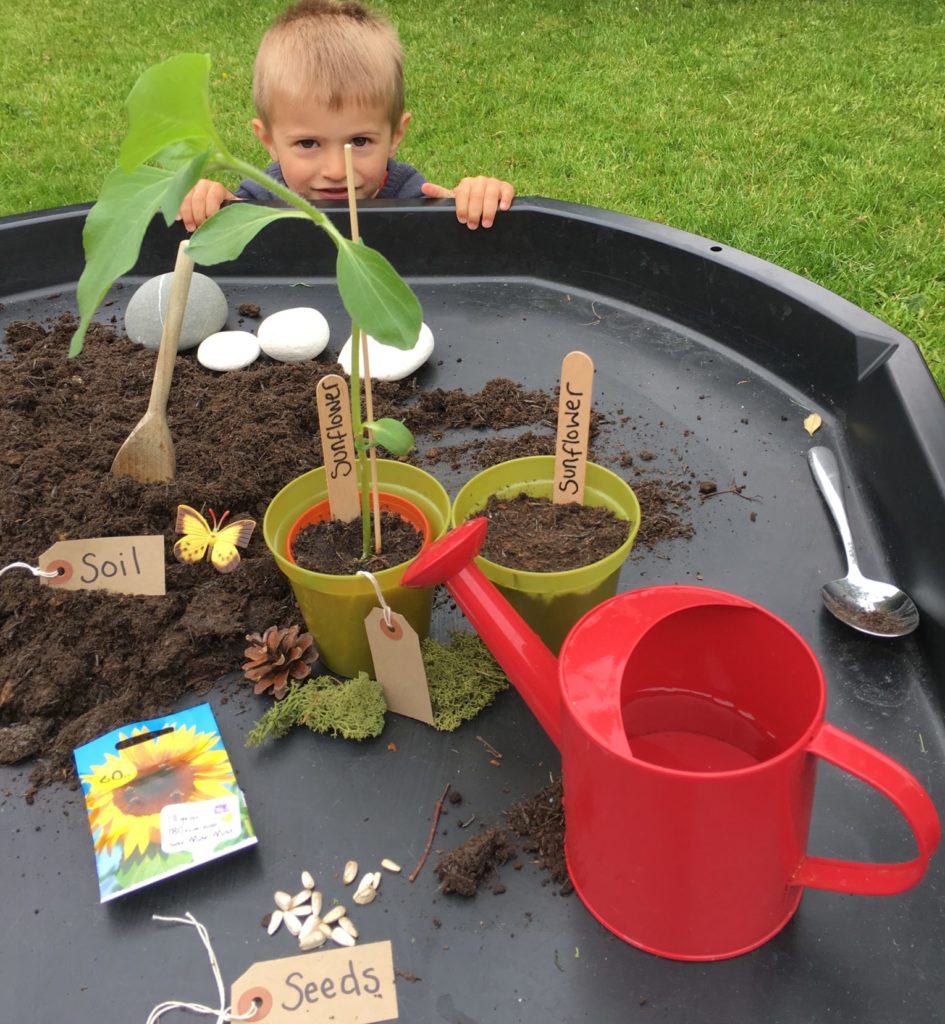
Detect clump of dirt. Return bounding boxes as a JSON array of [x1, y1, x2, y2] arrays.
[[477, 493, 629, 573], [0, 314, 697, 795], [434, 779, 570, 898]]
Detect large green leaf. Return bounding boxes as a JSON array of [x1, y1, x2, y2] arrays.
[[159, 151, 211, 227], [185, 203, 309, 266], [120, 54, 217, 171], [365, 417, 415, 456], [336, 238, 421, 350], [70, 164, 177, 356]]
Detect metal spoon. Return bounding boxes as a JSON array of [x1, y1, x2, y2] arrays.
[[807, 446, 919, 638]]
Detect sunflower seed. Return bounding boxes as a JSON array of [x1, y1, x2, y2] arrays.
[[294, 904, 312, 917], [352, 886, 376, 906], [343, 860, 359, 885], [319, 922, 334, 938], [339, 916, 358, 939], [310, 891, 323, 917], [380, 858, 401, 873], [322, 905, 346, 925], [290, 889, 311, 909], [331, 925, 356, 947], [300, 928, 327, 951], [274, 890, 293, 912], [284, 912, 302, 937], [299, 915, 319, 942], [355, 872, 375, 893], [301, 870, 315, 890], [266, 910, 284, 936], [371, 871, 382, 890]]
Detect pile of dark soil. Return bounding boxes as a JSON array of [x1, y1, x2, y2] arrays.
[[0, 314, 696, 796], [290, 511, 423, 575], [435, 779, 570, 897]]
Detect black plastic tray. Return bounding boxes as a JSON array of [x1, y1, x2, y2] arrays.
[[2, 199, 944, 1022]]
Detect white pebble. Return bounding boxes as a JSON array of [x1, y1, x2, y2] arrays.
[[338, 322, 434, 382], [197, 331, 260, 371], [257, 307, 330, 362]]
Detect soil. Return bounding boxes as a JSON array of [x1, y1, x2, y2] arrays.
[[0, 313, 697, 796], [290, 511, 423, 575], [477, 493, 629, 573], [434, 779, 570, 897]]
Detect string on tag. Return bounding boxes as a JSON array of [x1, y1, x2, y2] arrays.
[[0, 561, 61, 579], [357, 570, 392, 628], [145, 913, 258, 1024]]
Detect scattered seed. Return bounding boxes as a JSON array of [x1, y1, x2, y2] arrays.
[[322, 905, 346, 925], [353, 886, 377, 906], [290, 889, 310, 909], [301, 870, 315, 890], [371, 871, 382, 890], [284, 912, 302, 937], [294, 904, 313, 917], [331, 925, 356, 947], [356, 872, 375, 893], [274, 891, 292, 912], [343, 860, 359, 885], [339, 916, 358, 939], [319, 922, 334, 938], [380, 859, 401, 873], [310, 891, 323, 917], [300, 929, 327, 951], [266, 910, 284, 936], [299, 915, 319, 942]]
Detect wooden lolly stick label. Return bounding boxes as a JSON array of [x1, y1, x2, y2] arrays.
[[553, 350, 594, 504], [38, 536, 165, 595], [230, 940, 398, 1023], [364, 608, 434, 725], [316, 374, 360, 523]]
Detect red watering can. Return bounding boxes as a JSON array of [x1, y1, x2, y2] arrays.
[[402, 518, 940, 961]]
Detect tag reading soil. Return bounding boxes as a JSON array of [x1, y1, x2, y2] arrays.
[[553, 350, 594, 504], [364, 608, 433, 725], [316, 374, 360, 522], [38, 535, 165, 595], [231, 941, 398, 1024]]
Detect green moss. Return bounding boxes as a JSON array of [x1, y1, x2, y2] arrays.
[[246, 634, 510, 746], [424, 633, 509, 732], [246, 673, 386, 746]]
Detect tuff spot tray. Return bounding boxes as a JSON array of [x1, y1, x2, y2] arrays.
[[2, 198, 944, 1022]]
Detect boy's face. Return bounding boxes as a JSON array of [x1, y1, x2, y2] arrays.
[[253, 94, 409, 202]]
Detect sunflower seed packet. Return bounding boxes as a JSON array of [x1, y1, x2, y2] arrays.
[[73, 703, 257, 902]]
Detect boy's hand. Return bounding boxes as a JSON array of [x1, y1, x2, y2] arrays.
[[421, 176, 514, 229], [177, 179, 240, 231]]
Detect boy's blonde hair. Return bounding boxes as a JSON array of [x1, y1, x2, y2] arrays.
[[253, 0, 404, 130]]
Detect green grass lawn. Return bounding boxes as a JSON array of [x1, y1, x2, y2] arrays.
[[2, 0, 942, 390]]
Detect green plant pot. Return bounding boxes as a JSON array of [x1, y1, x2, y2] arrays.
[[451, 455, 641, 653], [264, 459, 451, 677]]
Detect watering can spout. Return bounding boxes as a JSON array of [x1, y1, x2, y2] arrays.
[[402, 518, 562, 747]]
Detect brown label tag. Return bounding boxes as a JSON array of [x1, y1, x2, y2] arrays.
[[364, 609, 433, 726], [553, 350, 594, 504], [38, 536, 165, 595], [316, 374, 360, 523], [230, 940, 398, 1023]]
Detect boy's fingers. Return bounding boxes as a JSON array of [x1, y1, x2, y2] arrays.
[[420, 181, 455, 200]]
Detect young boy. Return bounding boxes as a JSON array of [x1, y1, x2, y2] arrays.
[[178, 0, 514, 231]]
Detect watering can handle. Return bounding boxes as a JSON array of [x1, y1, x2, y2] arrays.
[[792, 722, 940, 894]]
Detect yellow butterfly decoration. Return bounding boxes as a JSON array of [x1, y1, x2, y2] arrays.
[[173, 505, 256, 574]]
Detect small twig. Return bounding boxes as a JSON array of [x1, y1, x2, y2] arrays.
[[408, 782, 451, 882], [581, 301, 602, 326], [699, 483, 760, 503], [476, 735, 503, 759], [459, 814, 477, 829]]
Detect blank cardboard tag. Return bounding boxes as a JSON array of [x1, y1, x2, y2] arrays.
[[230, 940, 398, 1023], [38, 536, 165, 595], [364, 609, 433, 725], [553, 350, 594, 504], [316, 374, 360, 522]]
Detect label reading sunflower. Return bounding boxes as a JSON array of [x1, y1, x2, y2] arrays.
[[73, 703, 257, 902]]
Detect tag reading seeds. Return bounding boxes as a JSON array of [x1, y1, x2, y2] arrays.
[[39, 536, 165, 595], [231, 940, 398, 1024], [364, 608, 433, 726]]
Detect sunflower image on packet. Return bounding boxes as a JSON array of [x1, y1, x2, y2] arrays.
[[73, 703, 257, 902]]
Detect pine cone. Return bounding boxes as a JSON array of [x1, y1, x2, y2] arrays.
[[243, 625, 318, 699]]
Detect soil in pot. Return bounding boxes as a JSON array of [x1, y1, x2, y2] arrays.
[[290, 510, 424, 575], [477, 493, 629, 573]]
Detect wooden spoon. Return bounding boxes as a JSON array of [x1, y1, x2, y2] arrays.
[[111, 240, 195, 482]]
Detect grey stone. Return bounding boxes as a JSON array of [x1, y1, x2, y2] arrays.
[[124, 272, 229, 351]]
